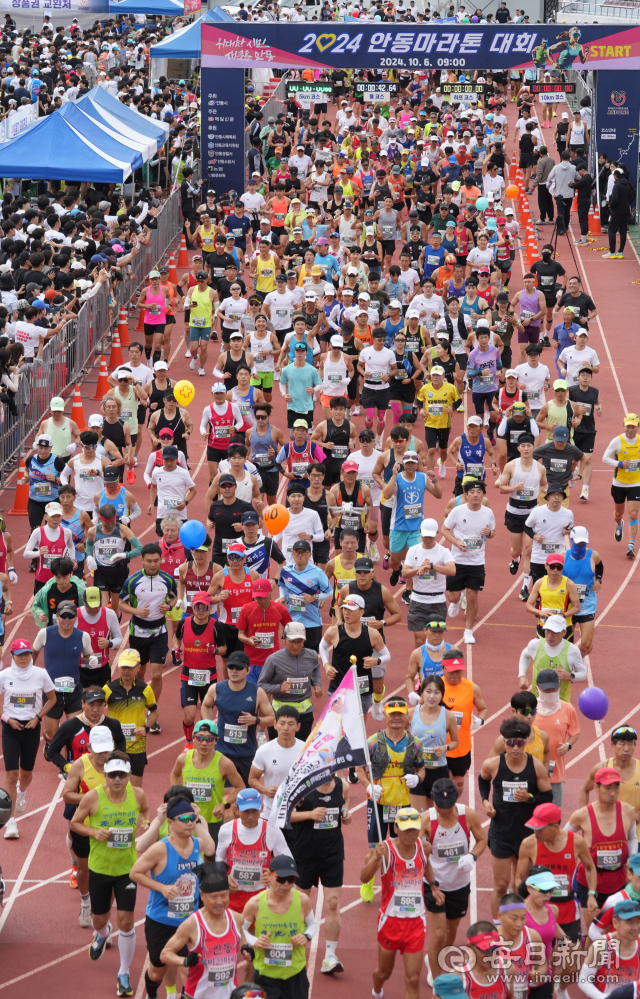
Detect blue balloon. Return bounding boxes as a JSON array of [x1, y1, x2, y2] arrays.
[[179, 520, 206, 551], [476, 197, 489, 212], [578, 686, 609, 722]]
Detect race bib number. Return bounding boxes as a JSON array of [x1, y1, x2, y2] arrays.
[[627, 461, 640, 472], [287, 677, 310, 694], [466, 463, 484, 476], [393, 889, 422, 914], [551, 873, 570, 898], [478, 374, 493, 388], [418, 567, 436, 581], [147, 304, 161, 316], [231, 606, 241, 625], [596, 848, 623, 869], [383, 805, 399, 822], [184, 781, 212, 802], [404, 504, 421, 520], [502, 781, 528, 803], [232, 864, 262, 889], [424, 749, 439, 768], [328, 372, 342, 384], [188, 669, 209, 687], [342, 514, 361, 529], [54, 676, 75, 694], [214, 425, 232, 439], [463, 536, 483, 551], [9, 692, 36, 709], [517, 487, 535, 500], [367, 371, 383, 384], [108, 827, 133, 849], [291, 462, 308, 477], [428, 404, 444, 416], [191, 317, 206, 328], [265, 943, 293, 967], [332, 445, 349, 459], [121, 723, 136, 742], [360, 477, 375, 488], [254, 452, 272, 466], [452, 711, 463, 725], [541, 541, 563, 553], [314, 807, 339, 829], [357, 674, 370, 694], [254, 631, 274, 649], [34, 483, 52, 497], [208, 964, 236, 986], [288, 594, 305, 611], [224, 724, 248, 744], [437, 840, 467, 861], [162, 497, 180, 510]]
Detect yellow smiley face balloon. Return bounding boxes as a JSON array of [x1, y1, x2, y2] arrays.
[[173, 380, 195, 406]]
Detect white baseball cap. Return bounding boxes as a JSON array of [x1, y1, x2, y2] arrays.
[[420, 518, 438, 537], [104, 758, 131, 774], [389, 299, 402, 309], [430, 365, 445, 376], [343, 593, 365, 610], [406, 310, 420, 320], [89, 727, 114, 752], [570, 526, 589, 544], [88, 414, 104, 427], [330, 334, 344, 347], [45, 502, 63, 516], [505, 369, 518, 378], [467, 415, 483, 426], [211, 382, 226, 393], [543, 614, 567, 633]]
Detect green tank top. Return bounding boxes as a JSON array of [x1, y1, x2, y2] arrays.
[[531, 636, 572, 702], [45, 417, 72, 458], [117, 386, 138, 435], [182, 750, 224, 824], [545, 399, 573, 442], [190, 286, 213, 325], [253, 889, 306, 980], [89, 782, 140, 876]]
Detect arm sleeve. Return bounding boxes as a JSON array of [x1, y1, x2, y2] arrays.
[[47, 719, 74, 770], [143, 453, 155, 487], [104, 608, 123, 648], [129, 502, 142, 522], [82, 633, 93, 657], [199, 405, 211, 437], [303, 909, 318, 940], [628, 822, 638, 855], [126, 537, 143, 562], [32, 629, 46, 652], [578, 958, 608, 999], [519, 638, 539, 677], [478, 774, 492, 802], [59, 462, 73, 485], [603, 436, 621, 469], [267, 825, 293, 858], [24, 528, 43, 560]]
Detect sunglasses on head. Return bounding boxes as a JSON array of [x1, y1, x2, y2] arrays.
[[427, 621, 447, 631], [505, 738, 526, 748], [275, 875, 297, 884]]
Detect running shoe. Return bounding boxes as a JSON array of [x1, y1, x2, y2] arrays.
[[447, 601, 460, 618], [371, 699, 385, 722], [401, 589, 411, 605], [360, 878, 375, 903], [352, 405, 361, 416], [29, 558, 37, 573], [78, 903, 92, 929], [367, 540, 380, 564], [89, 923, 111, 961], [615, 521, 624, 542], [463, 629, 476, 644], [127, 469, 135, 485], [15, 790, 26, 813], [382, 553, 390, 570], [198, 367, 206, 376], [601, 252, 617, 259], [321, 955, 344, 974], [627, 544, 636, 560], [615, 254, 625, 259], [117, 974, 133, 997], [3, 817, 18, 839], [147, 720, 161, 734], [70, 865, 78, 890], [509, 558, 519, 575], [574, 239, 589, 246], [437, 459, 446, 479], [519, 584, 530, 601], [347, 767, 359, 784], [580, 485, 589, 501], [189, 357, 198, 369], [461, 590, 467, 612], [184, 349, 191, 358], [389, 569, 400, 587]]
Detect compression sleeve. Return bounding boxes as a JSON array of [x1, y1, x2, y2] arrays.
[[628, 822, 638, 855], [126, 537, 143, 562], [129, 502, 142, 522], [578, 957, 608, 999], [242, 922, 258, 947], [303, 909, 318, 941], [319, 637, 333, 665], [478, 774, 492, 802]]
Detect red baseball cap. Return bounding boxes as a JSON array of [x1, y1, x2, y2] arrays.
[[11, 639, 32, 654], [545, 552, 565, 566], [191, 593, 213, 606], [227, 542, 246, 555], [594, 767, 621, 786], [342, 460, 359, 472], [443, 655, 466, 671], [252, 578, 272, 596], [525, 803, 562, 829]]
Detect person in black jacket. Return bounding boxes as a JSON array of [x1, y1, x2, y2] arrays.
[[604, 169, 635, 259], [569, 160, 593, 246]]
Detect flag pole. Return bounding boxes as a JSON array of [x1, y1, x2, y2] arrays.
[[350, 661, 385, 862]]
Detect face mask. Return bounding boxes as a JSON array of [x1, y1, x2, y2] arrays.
[[570, 541, 587, 559], [426, 639, 445, 651], [541, 251, 552, 262], [537, 688, 560, 715]]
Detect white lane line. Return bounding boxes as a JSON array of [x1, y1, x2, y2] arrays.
[[134, 955, 150, 999], [0, 782, 64, 935], [16, 868, 72, 898], [307, 884, 325, 997]]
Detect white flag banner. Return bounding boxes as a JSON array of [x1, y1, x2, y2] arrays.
[[270, 668, 368, 830]]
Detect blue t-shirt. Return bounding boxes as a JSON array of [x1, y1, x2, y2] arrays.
[[280, 363, 321, 414], [553, 321, 581, 353], [314, 251, 340, 282], [278, 564, 332, 627]]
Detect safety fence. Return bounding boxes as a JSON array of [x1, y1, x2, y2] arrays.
[[0, 184, 185, 488]]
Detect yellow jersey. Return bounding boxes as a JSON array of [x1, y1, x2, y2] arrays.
[[417, 381, 461, 429]]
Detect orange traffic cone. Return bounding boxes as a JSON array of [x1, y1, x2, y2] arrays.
[[590, 205, 602, 236], [71, 386, 86, 430], [571, 193, 578, 213], [117, 308, 130, 348], [528, 244, 540, 269], [9, 458, 29, 515], [177, 235, 189, 268], [92, 355, 110, 401], [168, 252, 178, 285], [509, 159, 517, 181], [108, 332, 124, 373]]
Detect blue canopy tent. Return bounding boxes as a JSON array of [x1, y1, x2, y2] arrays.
[[77, 86, 169, 157], [0, 103, 142, 182], [149, 7, 234, 60]]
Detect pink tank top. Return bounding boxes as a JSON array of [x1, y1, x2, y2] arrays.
[[526, 903, 557, 960], [144, 288, 166, 325]]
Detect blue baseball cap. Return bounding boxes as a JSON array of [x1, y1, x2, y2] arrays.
[[614, 900, 640, 919], [628, 853, 640, 873], [236, 788, 262, 811], [485, 218, 497, 230], [91, 253, 108, 264], [433, 975, 469, 998]]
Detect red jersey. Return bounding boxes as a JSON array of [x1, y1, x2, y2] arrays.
[[77, 606, 110, 667], [184, 909, 241, 997], [595, 934, 639, 993], [217, 569, 253, 627], [160, 537, 187, 578], [234, 600, 292, 667], [503, 927, 535, 999], [577, 802, 628, 895], [184, 561, 215, 613], [208, 402, 235, 452], [180, 616, 218, 686], [36, 525, 69, 583], [226, 818, 271, 912], [461, 963, 510, 999], [379, 839, 427, 930], [0, 531, 7, 575], [499, 385, 525, 414], [535, 831, 580, 924]]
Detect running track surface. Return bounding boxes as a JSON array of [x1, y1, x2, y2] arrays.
[[1, 103, 640, 999]]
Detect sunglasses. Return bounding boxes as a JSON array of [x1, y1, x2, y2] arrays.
[[255, 415, 268, 420], [106, 771, 129, 780], [275, 875, 297, 884], [194, 734, 215, 743], [505, 738, 526, 748], [613, 727, 637, 738], [227, 665, 248, 672], [519, 707, 537, 717], [227, 553, 245, 561], [175, 813, 197, 823], [220, 484, 235, 489], [427, 622, 447, 631], [241, 993, 267, 999], [58, 612, 76, 620]]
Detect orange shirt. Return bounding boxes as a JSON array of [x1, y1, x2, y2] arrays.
[[535, 702, 580, 784]]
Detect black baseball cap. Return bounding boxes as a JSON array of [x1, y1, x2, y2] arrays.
[[241, 511, 260, 525], [431, 777, 459, 809], [292, 540, 312, 551], [103, 466, 120, 482], [354, 556, 374, 571]]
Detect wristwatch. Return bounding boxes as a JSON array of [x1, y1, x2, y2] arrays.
[[428, 880, 439, 888]]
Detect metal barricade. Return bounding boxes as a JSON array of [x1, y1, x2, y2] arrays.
[[0, 184, 185, 485]]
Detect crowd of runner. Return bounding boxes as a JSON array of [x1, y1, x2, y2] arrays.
[[0, 52, 639, 999]]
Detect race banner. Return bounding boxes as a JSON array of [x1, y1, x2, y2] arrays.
[[286, 81, 333, 110], [4, 0, 109, 10], [595, 69, 639, 186], [201, 65, 245, 196], [270, 668, 368, 830], [201, 23, 640, 72]]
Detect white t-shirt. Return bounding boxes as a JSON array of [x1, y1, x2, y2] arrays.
[[410, 293, 445, 328], [558, 345, 599, 387], [514, 362, 550, 410], [398, 267, 421, 297], [240, 192, 266, 215], [524, 505, 574, 565], [276, 510, 324, 564], [467, 247, 495, 271], [349, 448, 382, 505], [126, 362, 154, 387], [482, 174, 506, 198], [0, 663, 55, 719], [150, 466, 195, 520], [216, 817, 292, 863], [14, 320, 42, 358], [263, 290, 297, 331], [443, 505, 496, 566], [360, 346, 396, 390], [218, 297, 248, 330], [404, 540, 455, 603], [252, 739, 305, 819]]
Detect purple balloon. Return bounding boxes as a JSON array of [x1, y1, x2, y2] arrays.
[[578, 686, 609, 721]]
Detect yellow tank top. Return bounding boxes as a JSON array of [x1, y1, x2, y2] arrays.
[[538, 574, 573, 626], [332, 552, 364, 607], [615, 435, 640, 486], [525, 725, 545, 763], [545, 399, 573, 442], [190, 286, 213, 325], [256, 254, 277, 294], [608, 757, 640, 834], [199, 225, 215, 252]]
